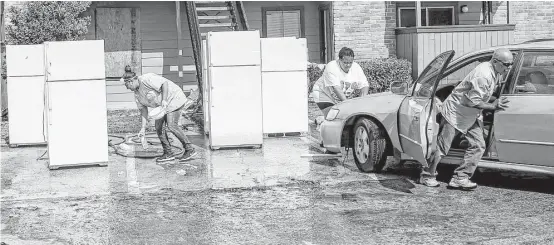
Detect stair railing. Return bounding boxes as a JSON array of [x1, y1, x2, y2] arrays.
[[236, 1, 249, 31], [184, 1, 204, 112]]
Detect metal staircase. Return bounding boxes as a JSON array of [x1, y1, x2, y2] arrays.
[[184, 1, 248, 118]]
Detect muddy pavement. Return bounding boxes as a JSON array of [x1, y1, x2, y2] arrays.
[[2, 176, 554, 244], [2, 131, 554, 244]]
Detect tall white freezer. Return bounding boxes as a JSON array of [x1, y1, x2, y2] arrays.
[[44, 40, 109, 169], [6, 44, 47, 146], [202, 39, 210, 136], [206, 31, 263, 149], [260, 37, 309, 134]]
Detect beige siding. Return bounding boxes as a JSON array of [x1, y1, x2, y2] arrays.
[[243, 1, 321, 63], [88, 1, 196, 110], [396, 26, 514, 79], [4, 1, 322, 110]]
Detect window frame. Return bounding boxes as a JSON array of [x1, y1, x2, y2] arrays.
[[437, 50, 521, 95], [261, 6, 305, 38], [410, 50, 455, 97], [441, 52, 493, 83], [397, 6, 456, 27], [508, 50, 554, 96]]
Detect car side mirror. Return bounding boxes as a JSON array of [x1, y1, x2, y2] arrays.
[[390, 81, 409, 95]]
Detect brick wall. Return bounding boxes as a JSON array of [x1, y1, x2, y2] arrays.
[[332, 1, 396, 60], [508, 1, 554, 43]]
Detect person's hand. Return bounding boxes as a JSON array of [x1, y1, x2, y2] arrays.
[[494, 97, 510, 111], [161, 100, 169, 113], [138, 127, 146, 138]]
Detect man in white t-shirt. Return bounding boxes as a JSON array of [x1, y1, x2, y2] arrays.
[[312, 47, 369, 122]]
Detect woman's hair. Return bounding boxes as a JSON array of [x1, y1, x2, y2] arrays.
[[122, 65, 136, 81], [338, 47, 354, 59]]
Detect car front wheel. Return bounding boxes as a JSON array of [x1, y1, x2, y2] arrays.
[[352, 118, 387, 173]]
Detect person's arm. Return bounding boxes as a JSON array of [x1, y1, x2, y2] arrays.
[[138, 105, 148, 137], [360, 86, 369, 96], [332, 85, 347, 102], [161, 81, 169, 108], [465, 77, 509, 111], [354, 63, 370, 97], [323, 64, 346, 102], [473, 98, 509, 111]]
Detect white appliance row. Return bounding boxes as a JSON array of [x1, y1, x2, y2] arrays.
[[7, 40, 109, 169], [203, 31, 308, 150], [6, 44, 47, 146]]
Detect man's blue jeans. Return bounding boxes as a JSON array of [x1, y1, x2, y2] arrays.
[[155, 106, 192, 154], [422, 119, 486, 180]]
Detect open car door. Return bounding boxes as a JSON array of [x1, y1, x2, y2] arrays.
[[398, 50, 455, 165]]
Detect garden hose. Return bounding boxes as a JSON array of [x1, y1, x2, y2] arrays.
[[108, 132, 184, 159], [36, 133, 184, 161]]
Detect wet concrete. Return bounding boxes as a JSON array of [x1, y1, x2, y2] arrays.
[[2, 178, 554, 244], [1, 130, 402, 201], [2, 129, 554, 244]]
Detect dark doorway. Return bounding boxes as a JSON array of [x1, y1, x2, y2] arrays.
[[319, 4, 333, 63]]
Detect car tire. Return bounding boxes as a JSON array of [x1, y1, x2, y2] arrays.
[[352, 118, 387, 173]]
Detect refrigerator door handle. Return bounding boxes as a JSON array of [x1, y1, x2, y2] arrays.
[[47, 85, 52, 125], [47, 62, 52, 77]]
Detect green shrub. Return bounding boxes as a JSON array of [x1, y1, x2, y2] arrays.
[[307, 63, 324, 94], [359, 58, 412, 93], [306, 58, 412, 95], [6, 1, 92, 45]]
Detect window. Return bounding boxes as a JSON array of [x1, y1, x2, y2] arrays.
[[513, 52, 554, 95], [398, 7, 454, 27], [440, 55, 491, 86], [412, 51, 453, 97], [262, 7, 304, 38]]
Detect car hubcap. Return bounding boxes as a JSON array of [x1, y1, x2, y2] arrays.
[[355, 127, 370, 163]]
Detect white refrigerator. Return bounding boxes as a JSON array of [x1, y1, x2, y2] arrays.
[[260, 37, 309, 134], [202, 39, 210, 136], [6, 44, 47, 146], [44, 40, 109, 169], [206, 31, 263, 149]]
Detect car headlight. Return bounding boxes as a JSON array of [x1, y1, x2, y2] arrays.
[[325, 108, 340, 121]]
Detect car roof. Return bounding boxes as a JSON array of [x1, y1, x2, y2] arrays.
[[451, 40, 554, 64]]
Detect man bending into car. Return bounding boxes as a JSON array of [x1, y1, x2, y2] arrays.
[[312, 47, 369, 127], [419, 48, 512, 190]]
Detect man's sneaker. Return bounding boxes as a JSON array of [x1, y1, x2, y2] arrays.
[[156, 153, 175, 163], [448, 178, 477, 190], [180, 149, 198, 161], [171, 150, 184, 158], [419, 177, 440, 187]]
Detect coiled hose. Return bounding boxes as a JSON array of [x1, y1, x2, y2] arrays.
[[36, 133, 184, 161], [108, 132, 184, 158]]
